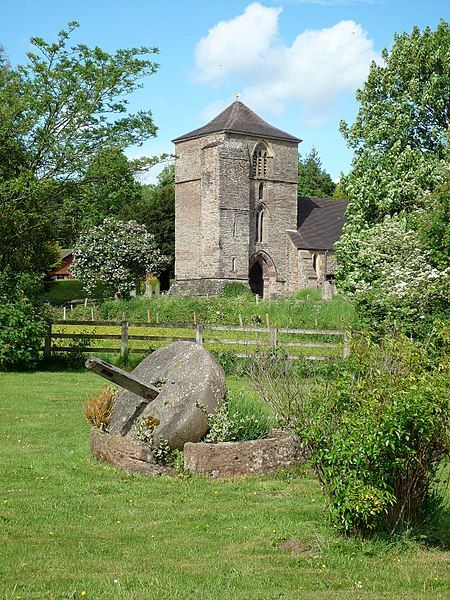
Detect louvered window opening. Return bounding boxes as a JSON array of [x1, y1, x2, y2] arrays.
[[253, 147, 268, 177]]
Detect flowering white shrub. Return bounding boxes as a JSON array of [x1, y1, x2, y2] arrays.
[[72, 218, 166, 297], [336, 216, 450, 331]]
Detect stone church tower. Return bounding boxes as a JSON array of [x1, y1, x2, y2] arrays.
[[170, 99, 301, 298]]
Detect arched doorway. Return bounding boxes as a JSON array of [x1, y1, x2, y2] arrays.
[[249, 261, 264, 297], [249, 251, 277, 299]]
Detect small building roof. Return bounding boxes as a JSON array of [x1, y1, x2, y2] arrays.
[[173, 100, 301, 144], [287, 197, 347, 251]]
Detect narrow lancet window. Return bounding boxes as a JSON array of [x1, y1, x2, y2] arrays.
[[256, 205, 265, 243], [232, 258, 236, 272]]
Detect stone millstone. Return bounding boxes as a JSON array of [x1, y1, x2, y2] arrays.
[[108, 341, 226, 450]]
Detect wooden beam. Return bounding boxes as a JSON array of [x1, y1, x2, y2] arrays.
[[85, 357, 160, 401]]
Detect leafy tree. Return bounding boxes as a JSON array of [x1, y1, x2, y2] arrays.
[[57, 148, 143, 244], [336, 21, 450, 333], [298, 148, 336, 198], [72, 218, 166, 298], [0, 22, 160, 275], [121, 164, 175, 278], [419, 179, 450, 271]]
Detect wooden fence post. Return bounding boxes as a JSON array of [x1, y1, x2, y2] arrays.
[[270, 327, 277, 348], [265, 313, 270, 328], [195, 324, 203, 346], [121, 320, 129, 359], [343, 330, 350, 358], [238, 314, 243, 328], [44, 323, 52, 359], [63, 306, 66, 321]]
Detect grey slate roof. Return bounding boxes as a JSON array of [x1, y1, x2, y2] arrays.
[[173, 101, 301, 144], [287, 197, 347, 251]]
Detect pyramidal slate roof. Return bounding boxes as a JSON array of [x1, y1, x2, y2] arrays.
[[173, 101, 301, 144], [287, 198, 347, 251]]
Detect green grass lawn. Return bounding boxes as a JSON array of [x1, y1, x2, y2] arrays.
[[1, 370, 449, 599]]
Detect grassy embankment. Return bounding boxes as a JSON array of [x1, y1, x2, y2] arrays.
[[1, 370, 449, 599], [51, 289, 354, 329], [49, 290, 354, 360]]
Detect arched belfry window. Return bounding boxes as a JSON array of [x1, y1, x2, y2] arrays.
[[253, 143, 269, 178], [256, 204, 266, 243]]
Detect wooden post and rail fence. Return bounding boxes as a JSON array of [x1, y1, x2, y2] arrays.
[[44, 320, 350, 361]]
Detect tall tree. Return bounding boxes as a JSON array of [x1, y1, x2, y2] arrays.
[[121, 164, 175, 279], [298, 148, 336, 198], [57, 148, 144, 244], [336, 21, 450, 334], [0, 22, 160, 275]]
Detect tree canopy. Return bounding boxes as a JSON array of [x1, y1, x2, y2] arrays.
[[339, 20, 450, 228], [57, 148, 144, 245], [298, 149, 336, 198], [0, 22, 160, 275], [121, 164, 175, 278], [336, 21, 450, 335]]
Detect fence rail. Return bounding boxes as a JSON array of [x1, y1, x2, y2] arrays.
[[44, 320, 350, 361]]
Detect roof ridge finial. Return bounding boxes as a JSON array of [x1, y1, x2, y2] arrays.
[[235, 91, 241, 102]]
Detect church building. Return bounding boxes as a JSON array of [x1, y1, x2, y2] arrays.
[[169, 99, 347, 299]]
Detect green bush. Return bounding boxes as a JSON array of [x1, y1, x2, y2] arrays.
[[294, 334, 450, 535], [199, 388, 274, 443], [220, 282, 253, 299], [0, 273, 49, 370], [44, 279, 85, 305]]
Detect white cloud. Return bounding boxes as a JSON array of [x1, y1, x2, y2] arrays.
[[194, 4, 380, 121], [195, 3, 282, 82]]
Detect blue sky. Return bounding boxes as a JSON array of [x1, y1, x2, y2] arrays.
[[1, 0, 448, 181]]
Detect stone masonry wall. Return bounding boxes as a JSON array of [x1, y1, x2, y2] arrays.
[[297, 250, 336, 289], [174, 134, 224, 284], [173, 131, 299, 297], [218, 140, 251, 281], [236, 136, 298, 297]]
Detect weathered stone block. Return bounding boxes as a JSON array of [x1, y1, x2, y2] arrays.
[[90, 428, 170, 475], [108, 341, 226, 450], [183, 433, 303, 478]]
